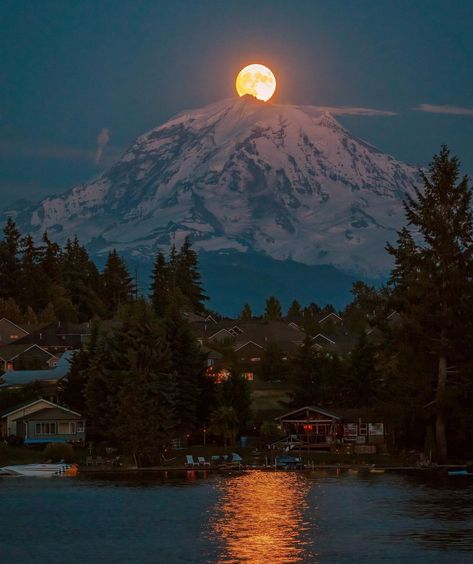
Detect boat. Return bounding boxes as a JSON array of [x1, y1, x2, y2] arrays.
[[0, 463, 79, 477], [448, 468, 473, 477]]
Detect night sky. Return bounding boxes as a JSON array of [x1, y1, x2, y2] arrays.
[[1, 0, 472, 206]]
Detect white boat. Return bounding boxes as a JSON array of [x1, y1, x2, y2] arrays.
[[0, 463, 78, 477]]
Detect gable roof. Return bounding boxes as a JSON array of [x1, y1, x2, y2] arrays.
[[234, 340, 265, 352], [275, 405, 341, 421], [0, 350, 74, 388], [16, 407, 83, 421], [312, 333, 336, 345], [0, 318, 29, 334], [0, 343, 55, 362], [0, 397, 81, 418], [319, 312, 343, 324]]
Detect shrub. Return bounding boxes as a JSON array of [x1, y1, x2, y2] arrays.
[[43, 442, 74, 462]]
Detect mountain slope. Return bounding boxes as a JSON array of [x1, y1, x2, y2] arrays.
[[11, 95, 419, 276]]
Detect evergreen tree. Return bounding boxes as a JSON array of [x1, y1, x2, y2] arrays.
[[343, 333, 380, 407], [164, 303, 207, 433], [289, 334, 322, 406], [150, 252, 170, 317], [264, 296, 282, 320], [220, 374, 252, 433], [258, 342, 289, 382], [19, 235, 49, 311], [62, 237, 105, 320], [0, 218, 22, 301], [387, 147, 473, 460], [175, 237, 208, 313], [239, 303, 252, 321], [101, 249, 134, 314], [287, 299, 302, 320]]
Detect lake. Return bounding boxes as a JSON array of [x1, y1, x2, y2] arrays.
[[1, 470, 472, 563]]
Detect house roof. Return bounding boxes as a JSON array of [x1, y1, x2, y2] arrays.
[[0, 350, 74, 388], [0, 343, 55, 362], [319, 312, 343, 324], [14, 322, 91, 348], [0, 397, 81, 418], [0, 318, 29, 334], [275, 405, 341, 421], [16, 407, 83, 421]]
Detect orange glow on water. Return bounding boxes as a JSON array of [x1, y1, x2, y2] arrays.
[[210, 471, 312, 563]]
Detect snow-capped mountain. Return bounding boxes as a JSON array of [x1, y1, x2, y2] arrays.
[[12, 95, 419, 276]]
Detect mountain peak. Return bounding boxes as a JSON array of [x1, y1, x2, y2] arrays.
[[13, 98, 419, 277]]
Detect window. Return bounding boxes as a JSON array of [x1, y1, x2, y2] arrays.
[[77, 421, 85, 433], [250, 357, 261, 362], [69, 423, 76, 434], [241, 372, 254, 381], [35, 422, 57, 435], [9, 334, 19, 340]]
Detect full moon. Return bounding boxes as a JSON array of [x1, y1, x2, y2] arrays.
[[236, 64, 276, 102]]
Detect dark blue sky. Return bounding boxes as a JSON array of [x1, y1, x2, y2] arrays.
[[1, 0, 472, 206]]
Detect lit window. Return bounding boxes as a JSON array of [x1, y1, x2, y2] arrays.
[[250, 357, 261, 362], [241, 372, 254, 381]]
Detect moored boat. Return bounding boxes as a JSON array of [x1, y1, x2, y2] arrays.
[[448, 468, 473, 477], [0, 463, 78, 477]]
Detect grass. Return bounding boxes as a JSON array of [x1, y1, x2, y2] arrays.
[[0, 444, 46, 466]]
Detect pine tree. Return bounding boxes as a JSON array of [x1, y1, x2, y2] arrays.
[[387, 146, 473, 461], [287, 299, 302, 320], [264, 296, 282, 320], [62, 237, 106, 320], [164, 303, 206, 433], [0, 218, 22, 301], [101, 249, 134, 314], [258, 342, 289, 382], [289, 334, 321, 406], [19, 235, 49, 311], [175, 237, 208, 313], [239, 303, 252, 321], [150, 252, 171, 317]]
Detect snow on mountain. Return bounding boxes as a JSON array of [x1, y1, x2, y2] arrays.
[[12, 95, 419, 276]]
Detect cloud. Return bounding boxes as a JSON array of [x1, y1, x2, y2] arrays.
[[314, 106, 397, 116], [95, 127, 111, 165], [413, 104, 473, 116]]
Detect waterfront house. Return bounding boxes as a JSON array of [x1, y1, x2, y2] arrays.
[[0, 398, 85, 444], [275, 406, 386, 452], [275, 406, 343, 449]]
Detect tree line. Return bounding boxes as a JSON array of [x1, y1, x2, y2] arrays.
[[1, 146, 472, 462]]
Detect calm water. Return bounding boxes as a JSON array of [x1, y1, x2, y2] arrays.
[[1, 470, 472, 563]]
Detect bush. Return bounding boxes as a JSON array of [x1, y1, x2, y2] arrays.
[[43, 442, 74, 462]]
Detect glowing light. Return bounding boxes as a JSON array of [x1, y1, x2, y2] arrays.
[[236, 64, 276, 102], [210, 471, 311, 562]]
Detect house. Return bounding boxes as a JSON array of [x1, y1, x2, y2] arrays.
[[0, 343, 58, 371], [0, 318, 29, 345], [1, 398, 85, 444], [275, 405, 386, 451], [311, 327, 358, 356], [0, 350, 74, 402], [275, 406, 343, 449], [14, 322, 91, 352]]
